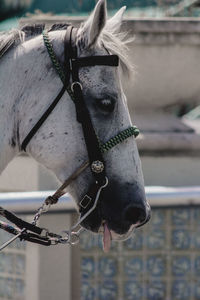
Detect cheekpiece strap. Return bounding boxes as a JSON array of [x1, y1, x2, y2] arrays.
[[64, 26, 107, 184]]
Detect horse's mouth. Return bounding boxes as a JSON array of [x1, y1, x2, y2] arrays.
[[99, 221, 140, 253], [80, 202, 151, 252]]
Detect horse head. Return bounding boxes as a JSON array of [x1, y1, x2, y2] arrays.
[[1, 0, 151, 250]]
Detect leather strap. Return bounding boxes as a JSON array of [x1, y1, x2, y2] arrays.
[[64, 27, 107, 184], [21, 85, 66, 152], [72, 83, 106, 183], [0, 206, 43, 235], [72, 55, 119, 69]]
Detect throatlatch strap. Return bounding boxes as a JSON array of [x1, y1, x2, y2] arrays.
[[21, 86, 66, 152]]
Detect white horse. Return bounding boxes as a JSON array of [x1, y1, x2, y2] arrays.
[[0, 0, 150, 250]]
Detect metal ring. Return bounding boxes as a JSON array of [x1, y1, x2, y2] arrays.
[[71, 82, 83, 93], [69, 232, 80, 245]]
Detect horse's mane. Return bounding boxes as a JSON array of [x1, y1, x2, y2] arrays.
[[0, 22, 133, 76], [0, 29, 23, 59]]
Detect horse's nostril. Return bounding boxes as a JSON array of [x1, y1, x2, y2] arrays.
[[124, 206, 146, 225]]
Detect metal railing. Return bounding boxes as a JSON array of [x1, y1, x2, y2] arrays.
[[0, 186, 200, 214]]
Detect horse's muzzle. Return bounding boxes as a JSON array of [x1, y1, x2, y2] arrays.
[[79, 179, 151, 235]]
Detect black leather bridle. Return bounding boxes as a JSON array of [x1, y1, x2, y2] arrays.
[[20, 25, 141, 214], [21, 26, 119, 186]]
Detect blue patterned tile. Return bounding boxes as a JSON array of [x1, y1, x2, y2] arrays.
[[146, 228, 166, 249], [80, 231, 100, 251], [79, 207, 200, 299], [0, 253, 6, 273], [147, 255, 166, 277], [0, 278, 6, 297], [16, 254, 26, 275], [98, 257, 117, 278], [171, 209, 191, 226], [194, 256, 200, 276], [124, 257, 143, 278], [193, 228, 200, 249], [193, 208, 200, 225], [146, 280, 166, 300], [81, 257, 95, 279], [4, 278, 14, 299], [150, 209, 166, 226], [171, 280, 190, 300], [172, 256, 191, 277], [98, 280, 117, 300], [124, 281, 143, 300], [194, 280, 200, 300], [0, 253, 14, 274], [171, 229, 191, 249], [15, 279, 25, 299], [124, 230, 143, 251], [81, 281, 96, 300]]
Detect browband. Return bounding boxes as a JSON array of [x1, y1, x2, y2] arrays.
[[72, 55, 119, 69]]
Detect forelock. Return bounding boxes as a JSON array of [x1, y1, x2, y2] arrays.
[[101, 27, 134, 78]]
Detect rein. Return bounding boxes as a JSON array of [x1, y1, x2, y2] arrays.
[[0, 26, 140, 251]]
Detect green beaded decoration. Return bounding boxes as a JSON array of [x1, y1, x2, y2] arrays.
[[100, 126, 139, 153], [42, 30, 75, 101]]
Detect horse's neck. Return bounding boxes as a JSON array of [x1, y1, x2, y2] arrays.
[[0, 111, 16, 174], [0, 49, 19, 173], [0, 31, 66, 174]]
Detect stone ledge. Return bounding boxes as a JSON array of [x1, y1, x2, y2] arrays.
[[122, 18, 200, 33], [137, 132, 200, 153]]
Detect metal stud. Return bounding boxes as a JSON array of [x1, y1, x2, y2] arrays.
[[91, 160, 104, 173]]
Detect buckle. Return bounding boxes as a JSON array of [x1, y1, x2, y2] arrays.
[[71, 82, 83, 93], [79, 194, 92, 209]]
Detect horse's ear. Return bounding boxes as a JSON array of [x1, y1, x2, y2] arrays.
[[106, 6, 126, 32], [78, 0, 107, 48]]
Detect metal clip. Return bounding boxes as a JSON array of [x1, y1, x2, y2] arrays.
[[65, 177, 109, 244]]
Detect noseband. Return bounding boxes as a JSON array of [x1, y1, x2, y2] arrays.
[[0, 26, 140, 250]]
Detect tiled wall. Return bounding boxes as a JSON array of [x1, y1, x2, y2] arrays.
[[0, 207, 200, 300], [0, 218, 26, 300], [80, 207, 200, 300]]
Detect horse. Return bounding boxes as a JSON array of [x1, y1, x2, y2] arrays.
[[0, 0, 150, 252]]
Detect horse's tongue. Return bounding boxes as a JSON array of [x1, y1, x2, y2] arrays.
[[103, 223, 112, 253]]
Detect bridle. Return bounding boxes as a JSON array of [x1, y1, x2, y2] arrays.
[[0, 26, 140, 251]]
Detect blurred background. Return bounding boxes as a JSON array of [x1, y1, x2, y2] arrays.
[[1, 1, 200, 300], [1, 0, 200, 29]]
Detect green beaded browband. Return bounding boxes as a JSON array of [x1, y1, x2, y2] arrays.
[[43, 30, 140, 152]]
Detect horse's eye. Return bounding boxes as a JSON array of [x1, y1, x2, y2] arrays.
[[97, 99, 115, 113]]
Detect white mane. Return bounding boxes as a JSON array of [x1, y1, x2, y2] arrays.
[[101, 27, 134, 77], [3, 19, 134, 78]]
